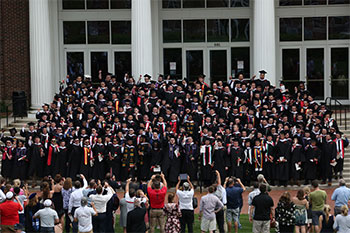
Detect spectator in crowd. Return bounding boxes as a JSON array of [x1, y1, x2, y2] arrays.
[[125, 178, 136, 213], [333, 205, 350, 233], [331, 179, 350, 216], [61, 177, 73, 233], [24, 193, 41, 233], [164, 193, 182, 233], [199, 185, 224, 233], [148, 173, 167, 233], [249, 183, 274, 233], [13, 186, 27, 226], [225, 177, 245, 233], [176, 175, 195, 233], [0, 192, 23, 233], [247, 182, 260, 217], [33, 199, 59, 233], [126, 199, 147, 233], [309, 180, 327, 233], [73, 197, 98, 233], [292, 189, 309, 233], [333, 132, 348, 179], [213, 170, 226, 233], [275, 192, 296, 233], [318, 204, 334, 233], [89, 182, 114, 233], [119, 197, 128, 233], [14, 223, 25, 233]]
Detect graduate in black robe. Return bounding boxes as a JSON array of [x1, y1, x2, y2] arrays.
[[108, 137, 122, 181], [45, 138, 60, 176], [150, 139, 162, 168], [304, 140, 321, 184], [243, 140, 253, 185], [181, 136, 198, 181], [137, 136, 152, 181], [334, 132, 349, 179], [28, 136, 45, 181], [264, 135, 276, 185], [162, 137, 181, 186], [200, 140, 213, 187], [275, 132, 291, 186], [212, 140, 229, 182], [68, 138, 83, 178], [1, 140, 15, 179], [321, 133, 337, 185], [253, 139, 265, 178], [80, 139, 92, 178], [229, 139, 244, 179], [13, 140, 28, 180], [54, 140, 68, 177], [290, 137, 304, 185], [92, 137, 106, 180], [120, 139, 138, 180]]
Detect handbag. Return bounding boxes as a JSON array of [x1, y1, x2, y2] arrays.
[[192, 197, 198, 209]]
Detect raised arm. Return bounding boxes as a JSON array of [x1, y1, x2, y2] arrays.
[[175, 176, 181, 192], [125, 178, 131, 194], [160, 173, 167, 188], [215, 170, 221, 186], [187, 176, 194, 190]]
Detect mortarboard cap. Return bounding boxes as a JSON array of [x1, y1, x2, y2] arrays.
[[259, 70, 267, 74]]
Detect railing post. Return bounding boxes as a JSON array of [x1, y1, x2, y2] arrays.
[[6, 106, 8, 127]]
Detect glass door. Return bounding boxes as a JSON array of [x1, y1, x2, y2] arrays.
[[66, 52, 84, 81], [331, 47, 349, 99], [114, 51, 131, 82], [90, 51, 108, 82], [210, 50, 227, 84], [282, 48, 300, 92], [186, 50, 203, 82], [306, 48, 324, 100]]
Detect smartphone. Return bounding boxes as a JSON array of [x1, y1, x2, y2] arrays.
[[179, 173, 188, 181], [153, 166, 161, 174]]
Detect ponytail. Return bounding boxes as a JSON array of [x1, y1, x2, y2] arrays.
[[341, 205, 349, 216], [323, 204, 331, 224]]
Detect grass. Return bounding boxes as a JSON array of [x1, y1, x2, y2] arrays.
[[114, 214, 258, 233]]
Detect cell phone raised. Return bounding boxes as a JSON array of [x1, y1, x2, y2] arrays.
[[179, 173, 188, 181], [153, 166, 161, 174]]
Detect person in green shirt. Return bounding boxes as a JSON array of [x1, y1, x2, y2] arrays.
[[309, 180, 327, 233]]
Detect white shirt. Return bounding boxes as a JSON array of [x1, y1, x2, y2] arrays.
[[125, 192, 136, 213], [176, 189, 194, 210], [68, 179, 88, 213], [74, 206, 96, 232], [34, 207, 59, 227], [89, 187, 114, 213], [0, 189, 6, 203]]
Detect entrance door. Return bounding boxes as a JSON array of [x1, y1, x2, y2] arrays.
[[306, 48, 324, 100], [66, 51, 84, 80], [186, 50, 203, 82], [114, 51, 131, 82], [331, 47, 349, 99], [91, 51, 108, 82], [210, 50, 227, 83]]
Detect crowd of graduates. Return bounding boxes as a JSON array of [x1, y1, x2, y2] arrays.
[[0, 70, 348, 187]]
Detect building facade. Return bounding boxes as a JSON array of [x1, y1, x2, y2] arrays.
[[0, 0, 349, 107]]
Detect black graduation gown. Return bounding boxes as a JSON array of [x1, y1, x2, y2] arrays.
[[162, 143, 181, 183], [304, 145, 321, 181], [79, 146, 92, 178], [230, 147, 244, 179], [69, 144, 82, 178], [108, 144, 122, 181], [264, 142, 276, 181], [150, 144, 162, 167], [290, 145, 304, 180], [243, 147, 253, 184], [200, 145, 213, 184], [1, 146, 15, 179], [137, 142, 152, 181], [334, 138, 349, 174], [276, 140, 291, 182], [181, 143, 198, 181], [45, 144, 59, 176], [54, 147, 68, 177], [28, 143, 45, 178], [120, 145, 138, 181], [321, 140, 336, 181], [13, 147, 28, 180], [92, 144, 106, 180], [213, 147, 229, 181]]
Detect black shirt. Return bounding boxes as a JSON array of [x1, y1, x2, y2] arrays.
[[252, 192, 274, 221]]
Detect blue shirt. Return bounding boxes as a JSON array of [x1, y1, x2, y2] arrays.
[[226, 186, 243, 209], [331, 186, 350, 207]]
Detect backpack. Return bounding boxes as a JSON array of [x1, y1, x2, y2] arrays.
[[192, 197, 198, 209]]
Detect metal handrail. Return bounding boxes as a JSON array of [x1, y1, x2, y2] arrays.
[[324, 97, 348, 131]]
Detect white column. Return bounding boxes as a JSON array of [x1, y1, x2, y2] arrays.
[[253, 0, 276, 86], [29, 0, 54, 108], [132, 0, 153, 79]]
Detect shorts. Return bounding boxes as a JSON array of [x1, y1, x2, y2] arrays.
[[201, 218, 217, 231], [311, 211, 323, 226], [226, 208, 240, 222]]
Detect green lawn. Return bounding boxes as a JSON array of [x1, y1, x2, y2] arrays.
[[115, 214, 257, 233]]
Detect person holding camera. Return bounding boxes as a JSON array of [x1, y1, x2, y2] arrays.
[[176, 175, 195, 233], [225, 177, 245, 233]]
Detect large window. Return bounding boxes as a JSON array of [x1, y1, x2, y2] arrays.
[[162, 0, 181, 8], [87, 0, 109, 9], [304, 17, 327, 40], [210, 50, 227, 83], [304, 0, 327, 4], [279, 0, 302, 5], [115, 52, 132, 80], [67, 52, 84, 80], [91, 52, 108, 82], [186, 50, 203, 82], [183, 0, 205, 8], [163, 20, 182, 43], [231, 19, 250, 42], [231, 47, 250, 79], [63, 21, 86, 44], [329, 16, 350, 40], [63, 0, 85, 9], [282, 49, 300, 91], [207, 0, 229, 7], [207, 19, 229, 42], [164, 48, 183, 79], [331, 48, 349, 99], [111, 21, 131, 44], [87, 21, 110, 44], [183, 20, 205, 42], [280, 18, 302, 41], [111, 0, 131, 9], [307, 48, 324, 99]]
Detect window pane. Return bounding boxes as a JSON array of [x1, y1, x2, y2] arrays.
[[231, 0, 249, 7], [163, 20, 182, 43], [307, 48, 324, 100], [63, 21, 86, 44], [67, 52, 84, 80], [231, 47, 250, 79], [87, 0, 109, 9], [183, 20, 205, 42], [304, 17, 326, 40], [279, 0, 302, 6], [87, 21, 110, 44], [329, 0, 350, 4], [331, 48, 349, 99], [115, 52, 132, 81], [231, 19, 250, 42], [210, 50, 227, 83], [207, 0, 229, 7], [207, 19, 229, 42], [91, 52, 108, 82], [304, 0, 326, 4], [111, 0, 131, 9], [111, 21, 131, 44], [280, 18, 302, 41], [62, 0, 85, 9], [329, 16, 350, 40], [186, 50, 203, 82], [282, 49, 300, 91], [183, 0, 205, 8], [164, 48, 182, 79], [162, 0, 181, 8]]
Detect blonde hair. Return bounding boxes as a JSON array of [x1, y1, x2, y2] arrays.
[[323, 204, 331, 224], [303, 186, 310, 195], [341, 205, 348, 216], [13, 179, 21, 187]]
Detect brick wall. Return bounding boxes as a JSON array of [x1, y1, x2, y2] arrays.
[[0, 0, 30, 104]]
